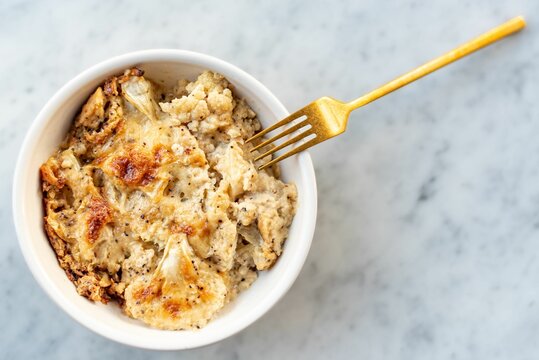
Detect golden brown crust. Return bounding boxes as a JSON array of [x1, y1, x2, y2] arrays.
[[103, 77, 119, 96], [43, 212, 114, 304], [86, 196, 112, 244], [40, 162, 65, 191], [76, 275, 110, 303], [110, 150, 157, 187], [120, 67, 144, 81], [77, 87, 106, 129], [43, 220, 71, 274], [132, 278, 162, 303], [170, 222, 194, 236]]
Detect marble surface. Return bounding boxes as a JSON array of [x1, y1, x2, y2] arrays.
[[2, 0, 539, 358]]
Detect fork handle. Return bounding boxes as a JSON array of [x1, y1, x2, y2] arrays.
[[347, 16, 526, 111]]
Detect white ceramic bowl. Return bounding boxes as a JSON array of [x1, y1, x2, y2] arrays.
[[12, 50, 317, 350]]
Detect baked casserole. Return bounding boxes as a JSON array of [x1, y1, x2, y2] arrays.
[[40, 69, 297, 330]]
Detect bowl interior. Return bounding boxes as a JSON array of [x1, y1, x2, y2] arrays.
[[14, 52, 316, 350]]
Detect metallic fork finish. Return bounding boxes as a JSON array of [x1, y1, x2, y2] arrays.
[[247, 16, 526, 170]]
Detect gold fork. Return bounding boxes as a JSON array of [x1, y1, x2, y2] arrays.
[[247, 16, 526, 170]]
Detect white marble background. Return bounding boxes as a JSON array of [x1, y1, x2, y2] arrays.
[[2, 0, 538, 359]]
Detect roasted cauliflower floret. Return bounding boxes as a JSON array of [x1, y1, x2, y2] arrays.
[[124, 236, 227, 330]]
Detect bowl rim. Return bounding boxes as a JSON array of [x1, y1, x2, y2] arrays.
[[12, 49, 317, 350]]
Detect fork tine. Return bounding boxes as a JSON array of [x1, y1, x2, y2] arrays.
[[245, 108, 307, 144], [254, 128, 315, 162], [259, 136, 320, 170], [249, 119, 310, 153]]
